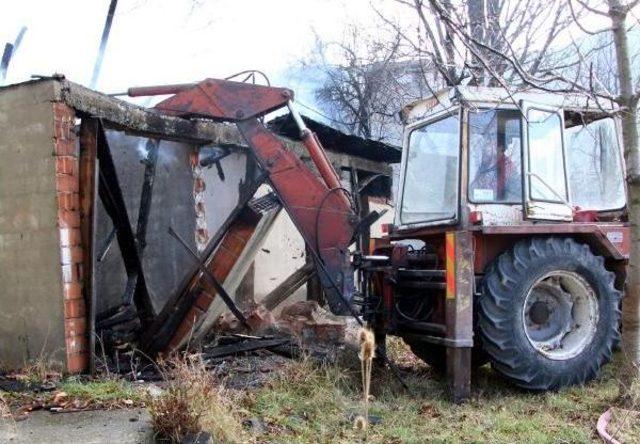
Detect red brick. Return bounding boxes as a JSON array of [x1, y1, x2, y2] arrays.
[[65, 317, 86, 338], [66, 351, 89, 374], [59, 228, 81, 246], [209, 249, 237, 281], [65, 335, 88, 354], [53, 102, 75, 119], [56, 174, 79, 192], [63, 282, 83, 300], [58, 208, 81, 228], [60, 245, 83, 265], [54, 121, 75, 141], [64, 298, 86, 319], [57, 192, 79, 210], [56, 156, 77, 175], [190, 151, 200, 168], [168, 310, 202, 351], [55, 139, 78, 156], [61, 264, 76, 283], [194, 177, 206, 193], [194, 291, 214, 311], [221, 233, 248, 256]]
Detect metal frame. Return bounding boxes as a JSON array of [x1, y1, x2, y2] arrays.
[[394, 107, 462, 230], [520, 101, 573, 221]]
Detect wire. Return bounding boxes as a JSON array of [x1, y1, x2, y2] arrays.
[[296, 100, 352, 126]]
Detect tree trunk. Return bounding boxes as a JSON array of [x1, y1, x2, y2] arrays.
[[608, 0, 640, 397], [466, 0, 486, 85]]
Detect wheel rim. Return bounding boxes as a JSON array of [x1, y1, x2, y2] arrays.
[[522, 271, 599, 360]]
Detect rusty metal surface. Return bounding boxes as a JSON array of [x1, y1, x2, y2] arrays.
[[237, 119, 357, 314], [155, 79, 292, 121], [445, 231, 473, 403], [146, 78, 359, 314], [480, 223, 629, 259]]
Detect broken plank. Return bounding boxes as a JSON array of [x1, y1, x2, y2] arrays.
[[262, 263, 316, 311], [202, 337, 291, 360]]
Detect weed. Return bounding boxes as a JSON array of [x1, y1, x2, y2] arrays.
[[0, 392, 10, 419], [147, 354, 248, 443], [18, 356, 62, 386]]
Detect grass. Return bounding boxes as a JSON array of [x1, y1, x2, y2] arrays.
[[243, 338, 624, 443], [146, 355, 249, 443], [58, 379, 141, 404], [1, 339, 634, 442]]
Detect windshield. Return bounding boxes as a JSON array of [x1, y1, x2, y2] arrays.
[[526, 109, 568, 202], [566, 118, 625, 211], [469, 109, 522, 203], [399, 114, 460, 225]]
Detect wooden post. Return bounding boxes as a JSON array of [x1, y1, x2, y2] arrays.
[[79, 118, 99, 374]]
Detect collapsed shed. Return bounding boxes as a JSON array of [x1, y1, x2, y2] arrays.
[[0, 76, 399, 373]]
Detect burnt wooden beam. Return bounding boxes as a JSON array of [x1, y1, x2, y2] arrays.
[[139, 171, 268, 353], [135, 138, 160, 252], [202, 337, 291, 360], [78, 118, 100, 374], [262, 263, 316, 311], [95, 121, 154, 328]]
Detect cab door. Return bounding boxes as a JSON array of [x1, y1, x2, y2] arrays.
[[520, 101, 573, 221]]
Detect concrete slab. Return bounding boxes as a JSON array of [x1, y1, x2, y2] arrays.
[[0, 409, 153, 444]]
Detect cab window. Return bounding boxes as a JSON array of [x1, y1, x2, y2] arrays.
[[400, 114, 460, 225], [566, 117, 625, 211], [468, 109, 522, 203]]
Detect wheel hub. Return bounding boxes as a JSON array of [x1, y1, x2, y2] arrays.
[[523, 271, 599, 360], [529, 301, 551, 325]]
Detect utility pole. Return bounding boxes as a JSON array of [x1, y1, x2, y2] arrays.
[[90, 0, 118, 89], [0, 26, 27, 85]]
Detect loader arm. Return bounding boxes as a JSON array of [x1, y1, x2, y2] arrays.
[[133, 78, 359, 315]]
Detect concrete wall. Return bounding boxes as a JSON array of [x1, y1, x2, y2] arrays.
[[0, 82, 67, 369]]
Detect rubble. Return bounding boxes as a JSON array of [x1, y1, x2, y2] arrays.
[[277, 301, 346, 345]]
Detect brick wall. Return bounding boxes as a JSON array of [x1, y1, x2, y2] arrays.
[[167, 213, 259, 350], [53, 103, 89, 374], [191, 150, 209, 253]]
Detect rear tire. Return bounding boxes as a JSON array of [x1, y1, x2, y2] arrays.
[[478, 237, 621, 390]]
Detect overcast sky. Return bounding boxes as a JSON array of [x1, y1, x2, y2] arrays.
[[0, 0, 395, 93], [0, 0, 624, 105]]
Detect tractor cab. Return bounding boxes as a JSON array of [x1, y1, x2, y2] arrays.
[[394, 87, 626, 231], [373, 87, 628, 403]]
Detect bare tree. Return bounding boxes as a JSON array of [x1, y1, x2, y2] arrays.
[[603, 0, 640, 398], [305, 25, 429, 142], [376, 0, 580, 88]]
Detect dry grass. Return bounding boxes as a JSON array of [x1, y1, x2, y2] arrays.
[[609, 407, 640, 443], [607, 371, 640, 444], [147, 354, 248, 443], [245, 343, 627, 443], [0, 392, 10, 419], [16, 356, 62, 386]]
